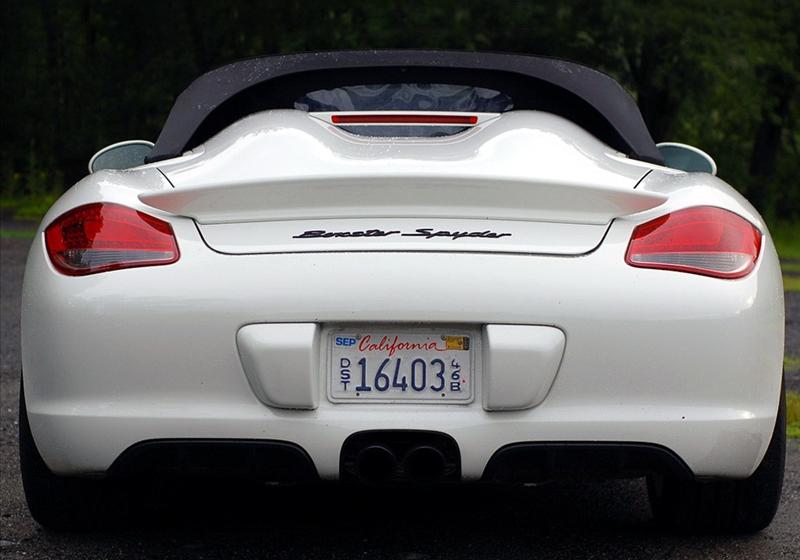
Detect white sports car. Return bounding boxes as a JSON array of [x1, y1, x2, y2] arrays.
[[20, 51, 785, 532]]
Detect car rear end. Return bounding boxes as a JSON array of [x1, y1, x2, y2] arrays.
[[20, 63, 785, 532], [22, 106, 784, 479]]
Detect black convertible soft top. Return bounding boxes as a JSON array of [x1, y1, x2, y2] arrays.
[[147, 50, 663, 165]]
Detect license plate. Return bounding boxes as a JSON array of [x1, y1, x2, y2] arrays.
[[329, 331, 473, 402]]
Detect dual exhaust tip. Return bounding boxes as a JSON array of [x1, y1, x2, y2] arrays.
[[356, 444, 446, 483]]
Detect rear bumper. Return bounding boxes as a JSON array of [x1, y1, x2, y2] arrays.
[[30, 400, 774, 481], [21, 217, 785, 480]]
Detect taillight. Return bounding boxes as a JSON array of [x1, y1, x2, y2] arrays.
[[44, 203, 179, 276], [625, 206, 761, 279]]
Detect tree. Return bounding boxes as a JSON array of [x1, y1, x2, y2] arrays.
[[1, 0, 798, 220]]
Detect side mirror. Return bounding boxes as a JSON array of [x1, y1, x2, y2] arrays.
[[656, 142, 717, 175], [88, 140, 154, 173]]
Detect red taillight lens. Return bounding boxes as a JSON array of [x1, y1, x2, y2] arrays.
[[625, 206, 762, 279], [45, 203, 179, 276]]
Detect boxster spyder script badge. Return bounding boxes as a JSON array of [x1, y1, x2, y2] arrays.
[[292, 228, 512, 240]]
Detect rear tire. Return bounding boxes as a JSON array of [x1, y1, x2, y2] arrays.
[[19, 379, 129, 531], [648, 379, 786, 534]]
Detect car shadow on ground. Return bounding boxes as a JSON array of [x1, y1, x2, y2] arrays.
[[27, 478, 767, 559]]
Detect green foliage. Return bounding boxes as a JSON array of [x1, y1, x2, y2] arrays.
[[1, 0, 798, 219]]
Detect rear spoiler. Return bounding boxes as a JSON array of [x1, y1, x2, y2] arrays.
[[141, 175, 666, 226]]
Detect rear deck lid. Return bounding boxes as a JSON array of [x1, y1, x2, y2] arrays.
[[143, 110, 665, 255]]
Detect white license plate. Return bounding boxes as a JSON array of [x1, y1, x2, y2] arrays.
[[329, 331, 473, 402]]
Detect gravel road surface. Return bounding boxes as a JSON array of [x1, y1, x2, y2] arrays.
[[2, 233, 799, 559]]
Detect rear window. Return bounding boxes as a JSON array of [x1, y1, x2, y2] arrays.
[[295, 83, 513, 112], [295, 83, 513, 137]]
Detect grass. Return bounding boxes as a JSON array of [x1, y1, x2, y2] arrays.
[[773, 221, 799, 291], [784, 276, 800, 292], [788, 357, 800, 439], [788, 391, 800, 439], [0, 194, 57, 222], [0, 228, 36, 239], [771, 221, 800, 261]]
